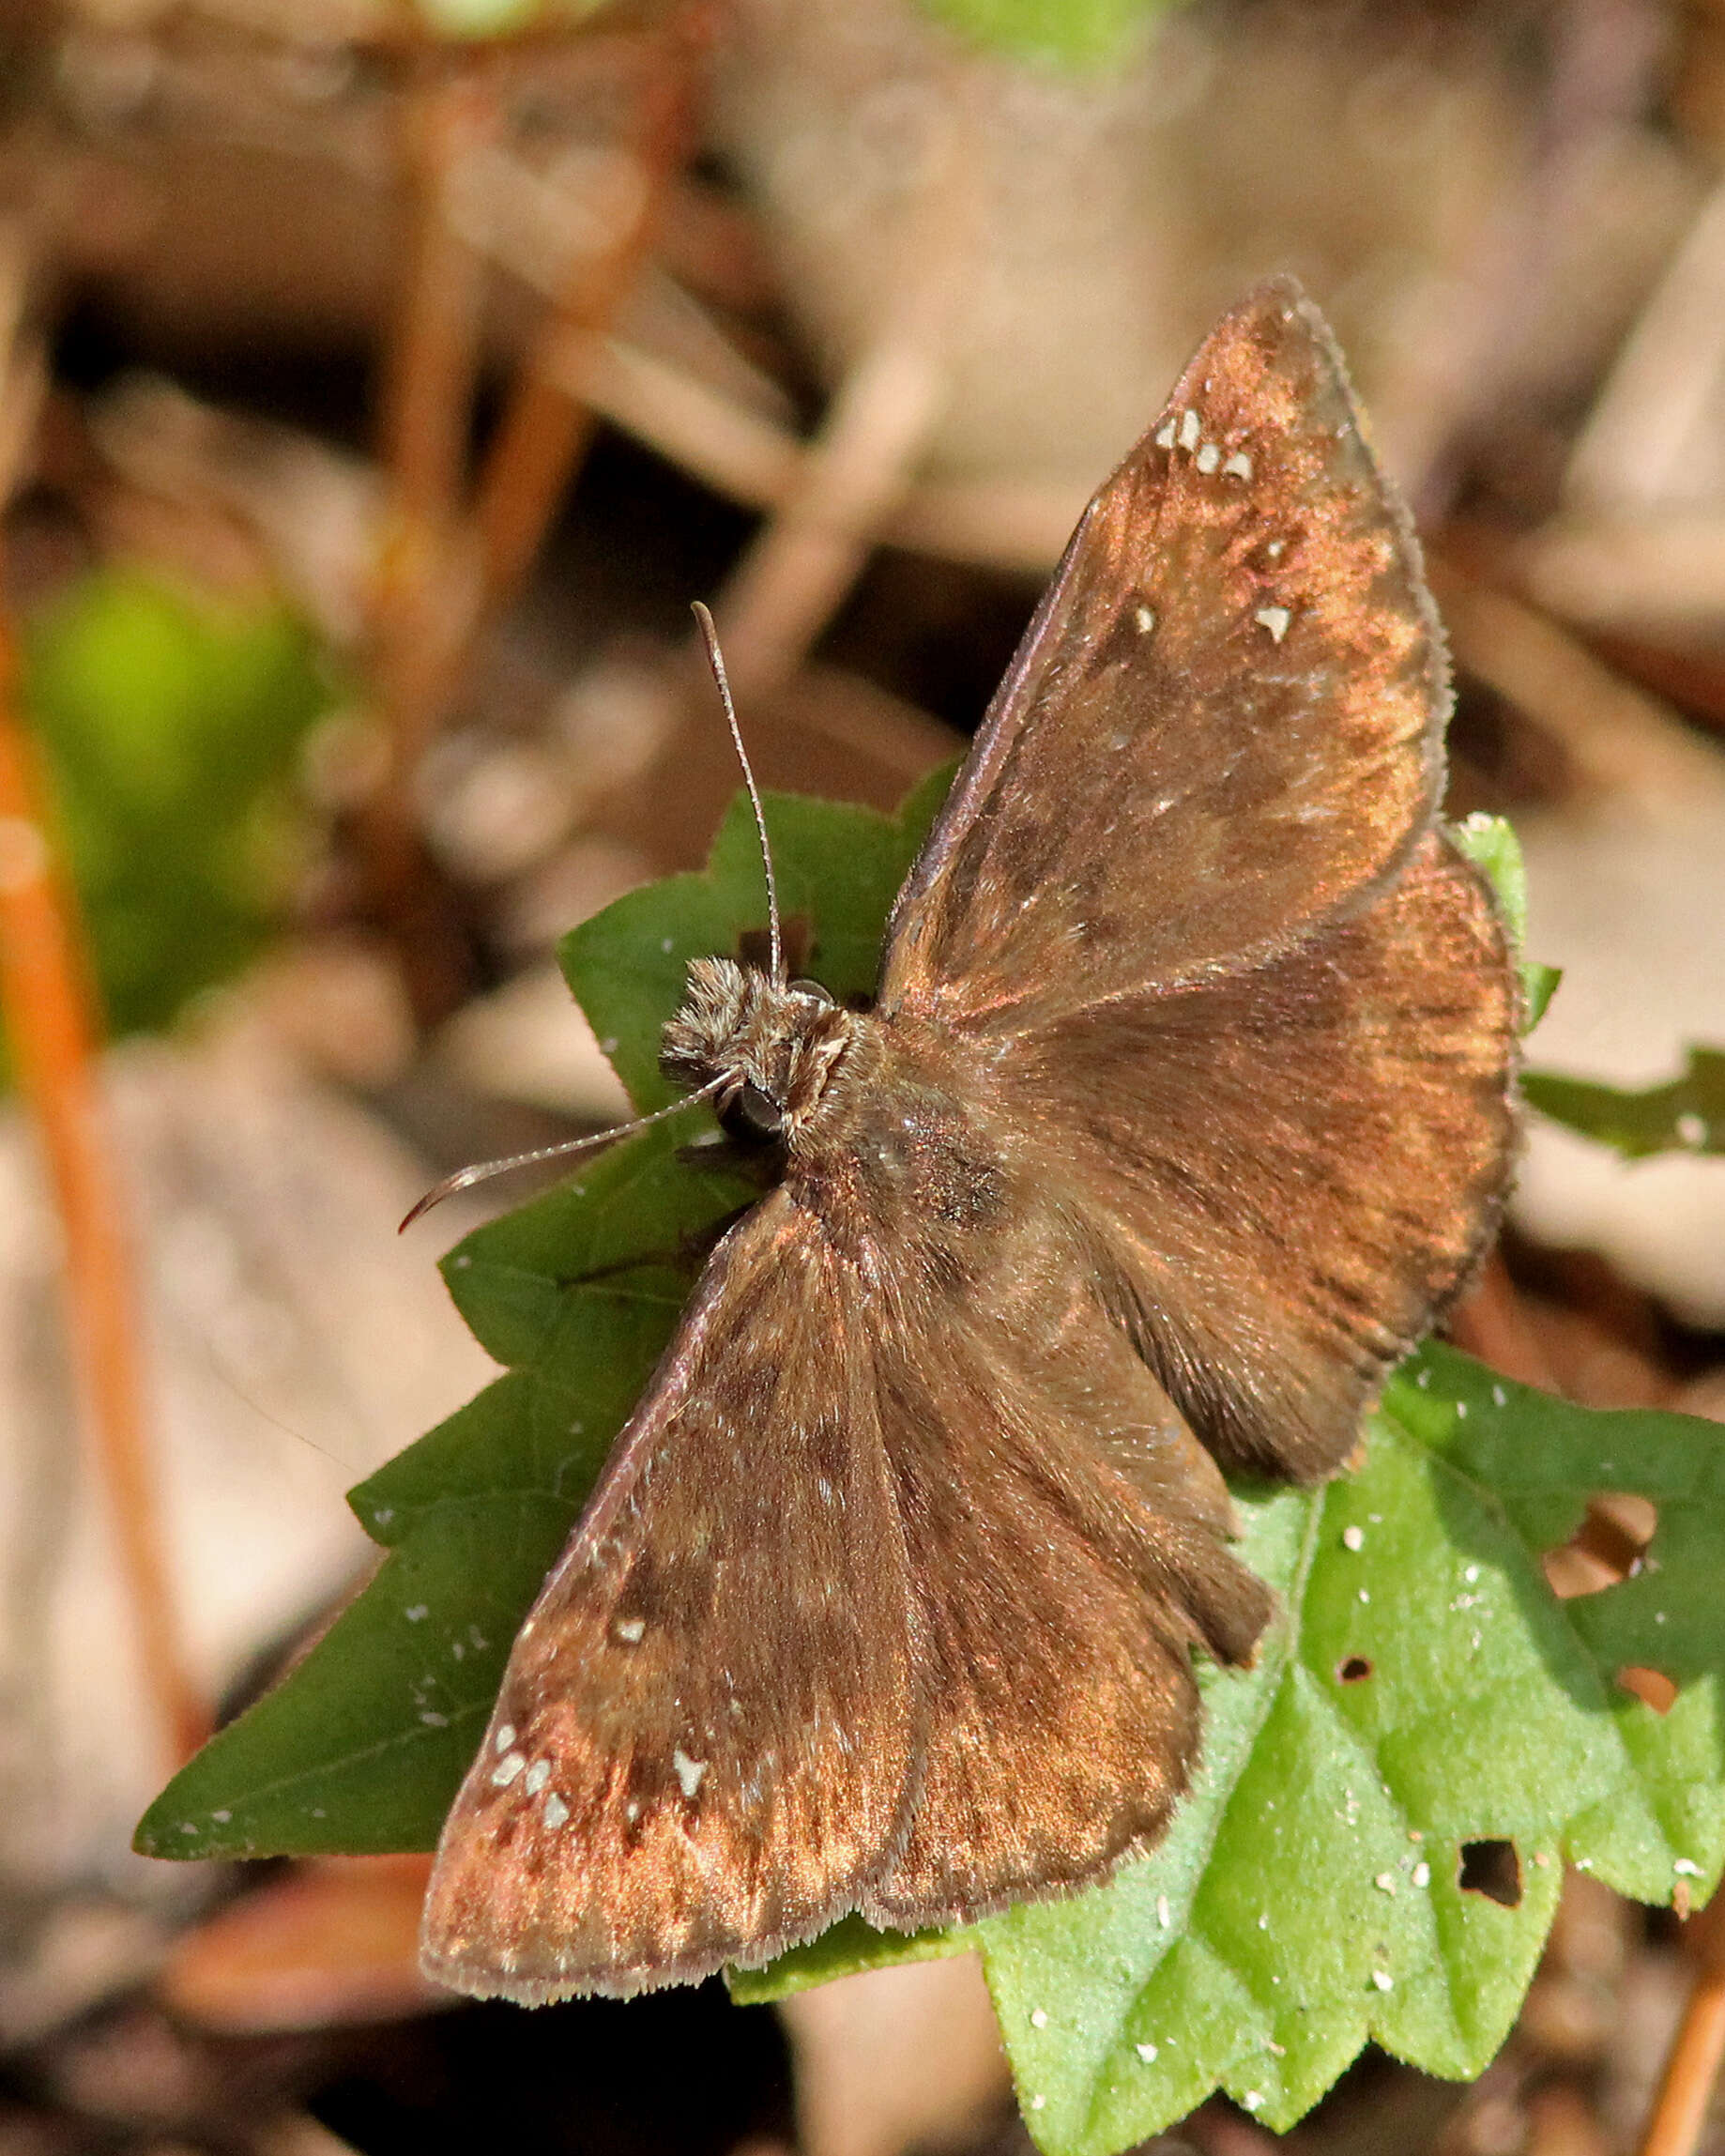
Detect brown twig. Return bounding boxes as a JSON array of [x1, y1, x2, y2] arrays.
[[361, 50, 496, 1022], [472, 12, 705, 622], [1637, 1893, 1725, 2156], [700, 93, 982, 702], [0, 579, 207, 1769]]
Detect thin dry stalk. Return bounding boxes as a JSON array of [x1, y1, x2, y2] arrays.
[[1637, 1895, 1725, 2156], [363, 52, 496, 1020], [0, 584, 207, 1769], [1427, 557, 1725, 806], [702, 99, 982, 702], [472, 14, 704, 620]]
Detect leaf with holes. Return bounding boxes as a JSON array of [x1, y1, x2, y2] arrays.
[[738, 1345, 1725, 2148], [137, 783, 1725, 2156], [1524, 1046, 1725, 1158]]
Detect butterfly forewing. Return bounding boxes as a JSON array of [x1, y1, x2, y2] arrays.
[[422, 1190, 919, 2000], [881, 279, 1444, 1031]]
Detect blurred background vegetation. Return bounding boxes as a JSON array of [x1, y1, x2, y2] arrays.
[[1, 1, 1725, 2152]]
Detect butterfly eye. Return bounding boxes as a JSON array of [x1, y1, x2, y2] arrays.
[[789, 978, 833, 1004], [717, 1080, 786, 1146]]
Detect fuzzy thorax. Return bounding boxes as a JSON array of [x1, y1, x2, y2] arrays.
[[660, 957, 858, 1145]]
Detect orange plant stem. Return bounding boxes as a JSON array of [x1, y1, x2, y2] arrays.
[[0, 597, 207, 1768], [1640, 1901, 1725, 2156]]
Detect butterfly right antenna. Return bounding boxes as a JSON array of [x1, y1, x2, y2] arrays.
[[693, 601, 783, 986]]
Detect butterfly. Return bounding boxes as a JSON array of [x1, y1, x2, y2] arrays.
[[419, 278, 1519, 2003]]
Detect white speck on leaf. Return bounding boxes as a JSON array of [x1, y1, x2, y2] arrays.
[[405, 1605, 428, 1622], [1342, 1524, 1365, 1552]]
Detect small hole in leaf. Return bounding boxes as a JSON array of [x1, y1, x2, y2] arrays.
[[1458, 1840, 1522, 1907], [1336, 1656, 1373, 1683], [1617, 1665, 1677, 1714], [1542, 1493, 1656, 1598]]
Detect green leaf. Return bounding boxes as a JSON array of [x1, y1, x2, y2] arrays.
[[1523, 1047, 1725, 1159], [740, 1347, 1725, 2148], [137, 785, 1725, 2154], [1447, 813, 1560, 1031], [913, 0, 1185, 68], [136, 772, 949, 1860], [14, 570, 334, 1055]]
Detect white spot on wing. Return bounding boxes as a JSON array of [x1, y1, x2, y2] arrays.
[[495, 1724, 516, 1753], [615, 1618, 646, 1644], [1134, 604, 1155, 635], [1154, 418, 1176, 449], [491, 1751, 526, 1786], [524, 1759, 550, 1796], [1178, 408, 1200, 451], [673, 1749, 708, 1798], [1196, 441, 1220, 474], [1255, 605, 1291, 643], [1223, 450, 1253, 480], [543, 1793, 570, 1829]]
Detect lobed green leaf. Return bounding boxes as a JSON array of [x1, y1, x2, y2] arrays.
[[137, 778, 1725, 2156]]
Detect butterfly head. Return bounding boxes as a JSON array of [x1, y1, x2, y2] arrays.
[[661, 956, 857, 1150]]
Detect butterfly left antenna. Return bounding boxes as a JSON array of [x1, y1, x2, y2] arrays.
[[399, 1078, 725, 1231], [693, 601, 783, 986]]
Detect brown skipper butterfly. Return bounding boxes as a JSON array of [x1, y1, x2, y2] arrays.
[[417, 280, 1519, 2001]]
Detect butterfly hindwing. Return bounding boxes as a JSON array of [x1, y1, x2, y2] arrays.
[[1007, 833, 1519, 1478]]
